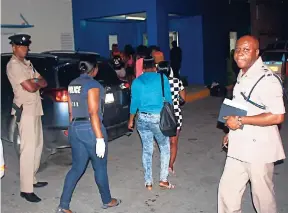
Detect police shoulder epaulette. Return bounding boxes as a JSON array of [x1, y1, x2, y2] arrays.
[[9, 58, 21, 65]]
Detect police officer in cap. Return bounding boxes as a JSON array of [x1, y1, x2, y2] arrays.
[[6, 34, 48, 203], [57, 60, 121, 213]]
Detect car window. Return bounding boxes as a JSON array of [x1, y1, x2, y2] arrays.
[[27, 56, 58, 88], [262, 52, 284, 62], [57, 60, 121, 88], [95, 61, 121, 85], [57, 63, 80, 88]]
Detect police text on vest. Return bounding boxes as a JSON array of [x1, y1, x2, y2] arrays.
[[68, 85, 82, 94]]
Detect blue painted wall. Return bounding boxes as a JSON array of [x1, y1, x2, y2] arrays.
[[170, 16, 204, 84], [71, 0, 200, 20], [77, 21, 139, 57], [76, 17, 204, 84], [71, 0, 242, 85]]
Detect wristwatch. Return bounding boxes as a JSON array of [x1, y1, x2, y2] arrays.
[[34, 78, 39, 83]]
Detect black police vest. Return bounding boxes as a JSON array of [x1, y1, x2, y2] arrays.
[[68, 74, 105, 120]]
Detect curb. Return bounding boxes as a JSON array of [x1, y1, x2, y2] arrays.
[[185, 84, 234, 103], [186, 88, 210, 103]]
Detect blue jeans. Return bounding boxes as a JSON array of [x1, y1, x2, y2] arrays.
[[59, 121, 111, 209], [136, 113, 170, 185]]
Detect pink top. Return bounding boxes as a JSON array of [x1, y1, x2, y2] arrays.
[[127, 57, 133, 66], [135, 58, 144, 78]]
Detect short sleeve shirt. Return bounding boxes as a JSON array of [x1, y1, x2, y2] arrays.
[[228, 57, 286, 164], [6, 55, 43, 116], [168, 77, 185, 111], [69, 74, 105, 121]]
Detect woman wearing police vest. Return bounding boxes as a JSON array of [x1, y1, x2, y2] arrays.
[[57, 61, 121, 213]]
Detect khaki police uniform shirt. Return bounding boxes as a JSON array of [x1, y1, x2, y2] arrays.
[[228, 57, 286, 164], [6, 55, 43, 116]]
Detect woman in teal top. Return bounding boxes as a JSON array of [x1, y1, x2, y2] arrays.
[[128, 56, 174, 190]]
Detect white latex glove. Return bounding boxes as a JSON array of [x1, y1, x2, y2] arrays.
[[96, 138, 106, 158]]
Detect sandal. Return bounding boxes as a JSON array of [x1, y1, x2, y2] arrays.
[[145, 184, 152, 191], [102, 198, 121, 209], [159, 181, 175, 190]]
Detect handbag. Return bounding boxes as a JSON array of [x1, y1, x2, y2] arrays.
[[159, 73, 178, 137]]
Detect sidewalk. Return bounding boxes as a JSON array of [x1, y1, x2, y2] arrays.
[[185, 84, 234, 103], [185, 84, 210, 102]]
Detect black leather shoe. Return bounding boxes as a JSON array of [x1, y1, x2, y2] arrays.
[[33, 182, 48, 188], [20, 192, 41, 203]]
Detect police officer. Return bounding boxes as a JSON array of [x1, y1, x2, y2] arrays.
[[219, 35, 286, 213], [57, 60, 121, 213], [6, 34, 48, 203]]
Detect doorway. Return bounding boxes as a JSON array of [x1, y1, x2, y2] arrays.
[[169, 31, 179, 48], [229, 32, 237, 51]]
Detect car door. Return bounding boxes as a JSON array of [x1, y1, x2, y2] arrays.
[[96, 61, 130, 127], [1, 55, 14, 141]]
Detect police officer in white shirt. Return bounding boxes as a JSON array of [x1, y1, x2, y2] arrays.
[[219, 35, 286, 213]]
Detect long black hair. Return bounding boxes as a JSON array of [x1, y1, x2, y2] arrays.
[[157, 61, 171, 77]]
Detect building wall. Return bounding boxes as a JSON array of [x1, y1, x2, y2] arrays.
[[201, 0, 230, 85], [77, 21, 140, 56], [250, 0, 283, 49], [77, 17, 204, 84], [1, 0, 74, 53], [72, 0, 238, 85]]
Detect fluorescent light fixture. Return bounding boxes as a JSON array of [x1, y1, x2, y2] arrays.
[[125, 16, 146, 21]]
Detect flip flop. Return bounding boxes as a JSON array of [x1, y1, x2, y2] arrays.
[[101, 198, 121, 209], [159, 182, 175, 190]]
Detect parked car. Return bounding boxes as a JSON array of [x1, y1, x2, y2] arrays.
[[1, 51, 131, 158], [261, 41, 288, 87]]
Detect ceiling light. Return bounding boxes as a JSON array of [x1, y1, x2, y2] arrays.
[[125, 16, 146, 21]]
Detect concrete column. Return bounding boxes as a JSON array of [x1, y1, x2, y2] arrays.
[[146, 0, 170, 59]]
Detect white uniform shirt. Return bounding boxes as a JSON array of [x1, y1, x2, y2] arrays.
[[228, 57, 286, 164]]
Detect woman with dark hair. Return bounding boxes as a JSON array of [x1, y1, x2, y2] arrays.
[[158, 61, 186, 174], [128, 56, 175, 190], [135, 45, 148, 78], [56, 60, 121, 213]]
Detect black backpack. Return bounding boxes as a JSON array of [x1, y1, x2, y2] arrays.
[[159, 73, 178, 137]]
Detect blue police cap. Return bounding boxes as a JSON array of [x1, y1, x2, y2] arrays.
[[8, 34, 31, 46]]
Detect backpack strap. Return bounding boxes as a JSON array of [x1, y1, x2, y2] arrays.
[[160, 72, 165, 102]]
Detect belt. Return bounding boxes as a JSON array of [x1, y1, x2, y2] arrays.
[[72, 117, 90, 121]]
